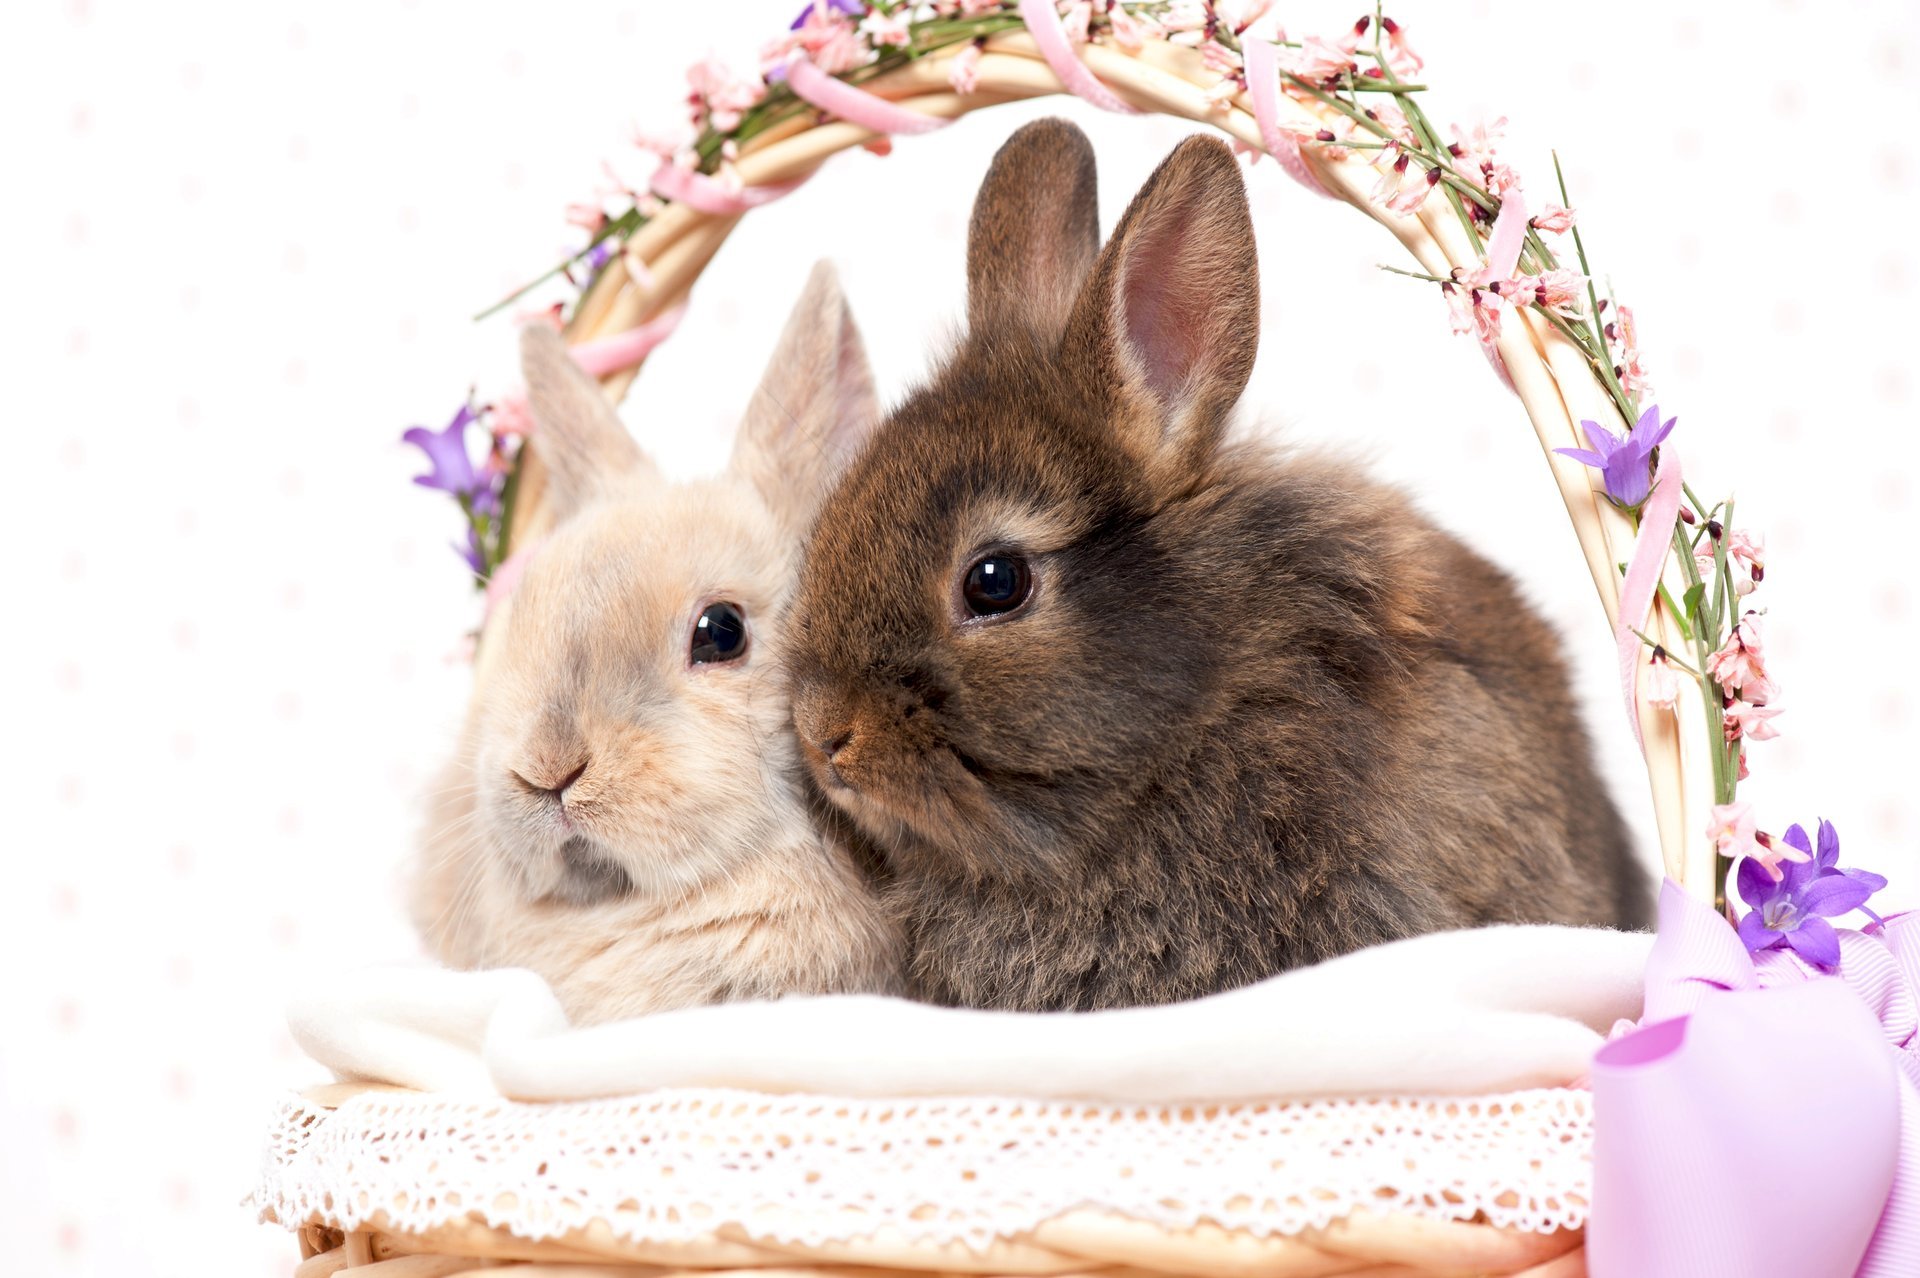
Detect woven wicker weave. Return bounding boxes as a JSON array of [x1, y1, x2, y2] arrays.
[[291, 1217, 1589, 1277], [269, 25, 1707, 1278]]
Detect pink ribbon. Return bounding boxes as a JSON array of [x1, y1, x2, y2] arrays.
[[649, 161, 807, 216], [1018, 0, 1138, 114], [566, 304, 686, 379], [1615, 447, 1683, 749], [1474, 190, 1527, 393], [486, 307, 685, 469], [1590, 881, 1920, 1276], [786, 56, 953, 134], [1241, 38, 1334, 200], [1482, 186, 1528, 279]]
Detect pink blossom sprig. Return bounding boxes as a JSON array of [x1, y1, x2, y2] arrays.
[[477, 1, 1039, 323], [1214, 16, 1651, 438], [1628, 484, 1789, 903]]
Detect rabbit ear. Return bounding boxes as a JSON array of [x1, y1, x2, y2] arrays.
[[966, 117, 1100, 342], [519, 324, 654, 519], [732, 260, 879, 534], [1062, 134, 1258, 497]]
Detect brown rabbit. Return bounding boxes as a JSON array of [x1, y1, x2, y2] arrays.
[[784, 119, 1651, 1013]]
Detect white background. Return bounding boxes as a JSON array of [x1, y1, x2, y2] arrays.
[[4, 1, 1916, 1273]]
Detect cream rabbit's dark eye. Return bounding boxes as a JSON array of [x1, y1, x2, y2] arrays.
[[962, 554, 1032, 618], [690, 601, 749, 664]]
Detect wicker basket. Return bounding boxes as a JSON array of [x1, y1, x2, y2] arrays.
[[265, 17, 1714, 1278]]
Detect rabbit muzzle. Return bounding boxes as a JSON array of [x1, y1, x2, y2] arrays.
[[792, 677, 991, 840]]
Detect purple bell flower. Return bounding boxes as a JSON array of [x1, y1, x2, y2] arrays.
[[579, 241, 615, 293], [402, 404, 482, 499], [1554, 403, 1676, 508], [789, 0, 863, 29], [1735, 820, 1888, 969], [405, 401, 511, 580]]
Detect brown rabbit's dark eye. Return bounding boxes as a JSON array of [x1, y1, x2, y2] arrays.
[[690, 601, 749, 664], [962, 554, 1032, 618]]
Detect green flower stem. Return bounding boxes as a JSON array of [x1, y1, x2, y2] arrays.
[[1671, 526, 1722, 725], [454, 493, 481, 587], [1629, 626, 1703, 679], [1682, 482, 1721, 525], [1519, 228, 1561, 277], [1370, 54, 1482, 248], [1536, 307, 1620, 383], [1374, 263, 1616, 377], [1628, 506, 1731, 909], [1708, 498, 1747, 884], [474, 216, 639, 321], [1552, 151, 1636, 426], [1717, 497, 1741, 635], [1375, 263, 1455, 285], [494, 450, 522, 570], [1655, 580, 1695, 644], [1669, 516, 1735, 906]]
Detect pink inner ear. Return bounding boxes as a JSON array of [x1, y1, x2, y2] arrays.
[[1119, 215, 1215, 409]]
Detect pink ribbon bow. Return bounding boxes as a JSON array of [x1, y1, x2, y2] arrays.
[[1590, 880, 1920, 1276]]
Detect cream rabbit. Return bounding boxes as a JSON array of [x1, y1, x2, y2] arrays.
[[413, 262, 901, 1023]]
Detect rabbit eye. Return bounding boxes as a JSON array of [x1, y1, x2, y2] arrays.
[[961, 554, 1032, 618], [690, 601, 749, 665]]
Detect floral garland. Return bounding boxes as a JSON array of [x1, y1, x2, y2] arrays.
[[401, 1, 1891, 953]]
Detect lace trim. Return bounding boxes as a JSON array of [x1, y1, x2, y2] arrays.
[[253, 1087, 1594, 1250]]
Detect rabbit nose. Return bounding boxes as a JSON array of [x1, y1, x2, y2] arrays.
[[803, 723, 858, 788], [516, 759, 588, 800], [794, 688, 849, 758], [794, 685, 865, 785]]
